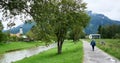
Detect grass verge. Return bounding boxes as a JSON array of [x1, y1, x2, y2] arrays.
[[0, 41, 45, 54], [14, 40, 83, 63]]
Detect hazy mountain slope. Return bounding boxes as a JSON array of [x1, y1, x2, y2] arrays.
[[85, 11, 120, 34]]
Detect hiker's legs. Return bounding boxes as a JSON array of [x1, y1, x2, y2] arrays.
[[92, 45, 94, 51]]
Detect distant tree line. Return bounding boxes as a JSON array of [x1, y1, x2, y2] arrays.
[[98, 25, 120, 39]]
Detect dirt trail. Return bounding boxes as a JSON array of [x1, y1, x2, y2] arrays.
[[82, 40, 120, 63]]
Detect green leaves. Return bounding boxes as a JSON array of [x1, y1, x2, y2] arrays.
[[29, 0, 90, 41], [0, 21, 3, 30], [1, 0, 28, 15]]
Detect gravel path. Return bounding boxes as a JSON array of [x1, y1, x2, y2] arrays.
[[82, 40, 120, 63]]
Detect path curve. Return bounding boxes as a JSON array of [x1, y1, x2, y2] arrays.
[[82, 40, 120, 63]]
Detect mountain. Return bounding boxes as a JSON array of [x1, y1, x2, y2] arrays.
[[85, 11, 120, 34], [3, 22, 35, 34]]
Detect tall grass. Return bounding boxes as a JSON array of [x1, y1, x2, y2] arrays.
[[14, 40, 83, 63], [95, 39, 120, 60]]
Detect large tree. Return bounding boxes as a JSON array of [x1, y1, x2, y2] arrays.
[[0, 0, 90, 54], [30, 0, 90, 54]]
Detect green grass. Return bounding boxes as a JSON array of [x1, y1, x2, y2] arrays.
[[0, 41, 45, 54], [14, 40, 83, 63], [87, 39, 120, 60]]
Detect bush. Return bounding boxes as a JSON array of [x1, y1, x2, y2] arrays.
[[0, 31, 4, 42], [113, 33, 120, 39], [0, 31, 10, 43], [9, 36, 19, 42]]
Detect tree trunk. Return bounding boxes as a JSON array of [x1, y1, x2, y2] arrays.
[[56, 28, 66, 54], [57, 40, 63, 54]]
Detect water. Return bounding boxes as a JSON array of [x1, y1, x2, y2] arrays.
[[0, 44, 56, 63]]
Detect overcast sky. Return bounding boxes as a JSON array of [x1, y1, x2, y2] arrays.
[[83, 0, 120, 21]]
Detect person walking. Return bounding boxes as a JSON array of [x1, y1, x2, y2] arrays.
[[90, 39, 96, 51]]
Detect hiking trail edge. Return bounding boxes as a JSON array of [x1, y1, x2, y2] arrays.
[[82, 40, 120, 63]]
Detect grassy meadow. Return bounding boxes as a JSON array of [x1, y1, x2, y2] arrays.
[[89, 39, 120, 60], [0, 41, 45, 54], [14, 40, 83, 63]]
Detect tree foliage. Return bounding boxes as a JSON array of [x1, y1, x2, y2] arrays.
[[0, 0, 90, 54], [0, 0, 29, 15], [29, 0, 90, 54], [0, 21, 10, 42], [98, 25, 120, 38], [0, 21, 4, 42]]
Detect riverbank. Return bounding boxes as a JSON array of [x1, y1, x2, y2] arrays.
[[0, 43, 56, 63], [14, 40, 83, 63], [0, 41, 45, 54]]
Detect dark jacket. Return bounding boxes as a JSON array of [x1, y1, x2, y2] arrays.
[[90, 40, 96, 46]]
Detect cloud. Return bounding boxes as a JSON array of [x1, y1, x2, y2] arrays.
[[84, 0, 120, 21]]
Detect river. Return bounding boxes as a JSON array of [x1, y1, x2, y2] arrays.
[[0, 43, 56, 63]]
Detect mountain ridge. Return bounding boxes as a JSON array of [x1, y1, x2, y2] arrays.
[[85, 11, 120, 34]]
